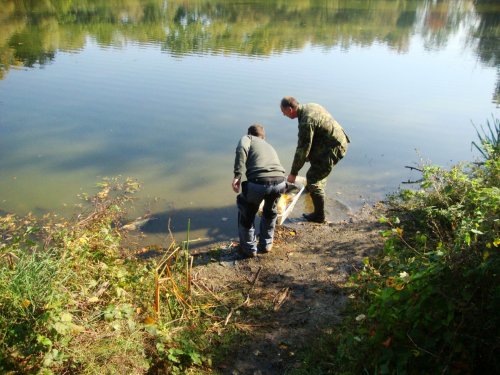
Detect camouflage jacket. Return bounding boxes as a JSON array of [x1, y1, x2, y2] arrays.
[[290, 103, 350, 176]]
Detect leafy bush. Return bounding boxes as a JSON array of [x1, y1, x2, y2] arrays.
[[0, 178, 150, 373], [0, 177, 235, 374], [317, 122, 500, 374]]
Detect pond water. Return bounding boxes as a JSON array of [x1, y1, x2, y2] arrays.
[[1, 0, 499, 246]]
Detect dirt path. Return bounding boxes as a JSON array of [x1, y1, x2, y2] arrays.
[[192, 203, 386, 374]]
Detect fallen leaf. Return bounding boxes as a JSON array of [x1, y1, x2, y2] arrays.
[[382, 336, 392, 348], [355, 314, 366, 322], [279, 342, 289, 350], [71, 324, 85, 334], [273, 287, 290, 311]]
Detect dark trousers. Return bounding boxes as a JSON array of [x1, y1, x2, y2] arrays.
[[237, 180, 287, 253]]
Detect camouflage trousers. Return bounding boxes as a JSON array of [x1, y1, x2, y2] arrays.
[[306, 145, 346, 198]]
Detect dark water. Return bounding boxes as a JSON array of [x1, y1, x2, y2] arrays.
[[1, 0, 499, 245]]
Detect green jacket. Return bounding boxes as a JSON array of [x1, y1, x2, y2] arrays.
[[290, 103, 350, 176], [234, 135, 285, 181]]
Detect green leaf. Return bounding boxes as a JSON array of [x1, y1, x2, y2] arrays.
[[53, 322, 70, 335], [37, 335, 52, 348], [189, 351, 203, 366], [167, 348, 184, 363]]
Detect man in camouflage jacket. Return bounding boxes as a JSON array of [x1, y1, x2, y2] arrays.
[[280, 96, 350, 223]]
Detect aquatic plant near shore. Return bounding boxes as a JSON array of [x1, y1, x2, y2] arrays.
[[472, 115, 500, 161]]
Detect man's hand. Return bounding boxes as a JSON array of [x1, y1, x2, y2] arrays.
[[287, 174, 296, 183], [232, 178, 241, 193]]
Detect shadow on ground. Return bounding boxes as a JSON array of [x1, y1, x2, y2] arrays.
[[125, 194, 355, 253], [188, 205, 386, 374], [129, 204, 237, 250]]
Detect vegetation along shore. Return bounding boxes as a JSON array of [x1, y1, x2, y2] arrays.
[[1, 119, 499, 374]]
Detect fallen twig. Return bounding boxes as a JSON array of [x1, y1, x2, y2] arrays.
[[248, 266, 262, 293], [405, 165, 423, 172], [224, 295, 250, 326], [0, 252, 19, 268], [273, 287, 290, 311], [290, 306, 313, 315], [192, 280, 224, 304]]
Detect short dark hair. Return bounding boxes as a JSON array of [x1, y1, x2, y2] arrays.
[[248, 124, 265, 139], [281, 96, 299, 109]]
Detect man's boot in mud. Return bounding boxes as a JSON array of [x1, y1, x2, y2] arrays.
[[302, 194, 326, 223]]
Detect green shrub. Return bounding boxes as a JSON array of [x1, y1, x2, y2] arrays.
[[0, 177, 147, 373], [0, 177, 240, 374], [306, 120, 500, 375]]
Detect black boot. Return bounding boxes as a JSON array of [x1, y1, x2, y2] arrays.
[[302, 194, 326, 223]]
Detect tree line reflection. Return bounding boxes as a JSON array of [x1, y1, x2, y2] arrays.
[[0, 0, 499, 101]]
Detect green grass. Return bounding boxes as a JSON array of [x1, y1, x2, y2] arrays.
[[0, 177, 241, 374]]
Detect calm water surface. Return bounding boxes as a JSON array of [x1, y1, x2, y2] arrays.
[[1, 0, 499, 245]]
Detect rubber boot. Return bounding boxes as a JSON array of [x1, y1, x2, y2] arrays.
[[302, 194, 326, 223]]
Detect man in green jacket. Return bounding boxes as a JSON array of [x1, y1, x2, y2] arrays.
[[232, 124, 287, 257], [280, 96, 350, 223]]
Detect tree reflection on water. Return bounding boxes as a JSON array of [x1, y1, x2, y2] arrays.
[[1, 0, 499, 102]]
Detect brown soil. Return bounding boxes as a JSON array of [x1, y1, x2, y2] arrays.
[[191, 202, 387, 374]]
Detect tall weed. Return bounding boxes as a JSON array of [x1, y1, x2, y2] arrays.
[[472, 115, 500, 160]]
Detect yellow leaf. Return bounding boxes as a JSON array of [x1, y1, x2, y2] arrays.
[[143, 316, 156, 325], [97, 187, 110, 199], [71, 324, 85, 334], [21, 299, 31, 308], [289, 231, 296, 236], [386, 277, 396, 288]]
